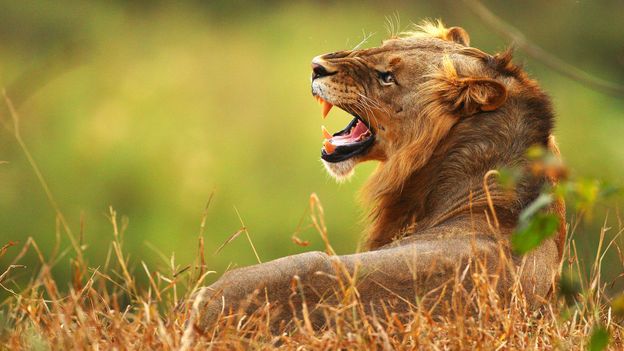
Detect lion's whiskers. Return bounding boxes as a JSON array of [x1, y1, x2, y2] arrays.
[[352, 100, 377, 128], [355, 93, 390, 128], [351, 30, 375, 51]]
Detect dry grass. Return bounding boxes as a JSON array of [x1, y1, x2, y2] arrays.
[[0, 200, 622, 350]]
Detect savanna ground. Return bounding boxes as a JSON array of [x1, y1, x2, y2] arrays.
[[1, 1, 624, 349]]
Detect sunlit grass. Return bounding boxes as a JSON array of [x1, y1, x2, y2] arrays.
[[1, 191, 622, 350]]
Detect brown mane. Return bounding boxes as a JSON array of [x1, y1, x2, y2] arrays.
[[361, 33, 565, 254]]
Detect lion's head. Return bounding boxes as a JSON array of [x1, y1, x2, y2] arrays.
[[311, 20, 558, 250], [311, 21, 508, 184]]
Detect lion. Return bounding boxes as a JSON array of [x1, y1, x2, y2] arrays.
[[182, 20, 565, 345]]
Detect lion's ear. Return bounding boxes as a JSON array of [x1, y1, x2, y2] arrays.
[[455, 77, 508, 114], [446, 26, 470, 46]]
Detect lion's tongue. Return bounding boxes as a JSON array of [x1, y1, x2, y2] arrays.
[[323, 119, 370, 154]]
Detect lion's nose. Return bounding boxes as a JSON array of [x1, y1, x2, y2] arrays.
[[311, 63, 331, 80], [311, 57, 337, 80]]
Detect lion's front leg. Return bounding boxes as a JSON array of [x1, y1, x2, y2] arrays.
[[183, 236, 492, 341], [185, 251, 337, 334], [183, 234, 557, 348]]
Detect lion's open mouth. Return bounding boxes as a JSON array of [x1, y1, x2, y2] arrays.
[[314, 96, 375, 163]]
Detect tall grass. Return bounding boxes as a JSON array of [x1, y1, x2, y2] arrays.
[[0, 196, 622, 350]]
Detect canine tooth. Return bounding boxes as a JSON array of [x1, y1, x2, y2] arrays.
[[321, 125, 332, 139], [323, 140, 336, 154], [321, 100, 333, 118]]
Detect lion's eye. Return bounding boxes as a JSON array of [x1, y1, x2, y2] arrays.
[[378, 71, 396, 86]]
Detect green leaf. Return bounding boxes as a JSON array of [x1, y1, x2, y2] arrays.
[[518, 193, 553, 225], [572, 178, 600, 215], [512, 213, 559, 254], [588, 326, 610, 351]]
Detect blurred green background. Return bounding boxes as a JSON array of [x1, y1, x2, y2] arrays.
[[1, 0, 623, 291]]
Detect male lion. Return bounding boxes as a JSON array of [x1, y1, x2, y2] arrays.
[[182, 21, 565, 343]]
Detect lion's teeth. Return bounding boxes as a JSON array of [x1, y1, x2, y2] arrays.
[[321, 125, 332, 139], [321, 100, 333, 119], [323, 140, 336, 154]]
